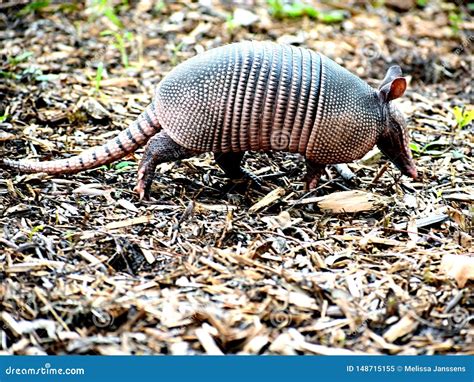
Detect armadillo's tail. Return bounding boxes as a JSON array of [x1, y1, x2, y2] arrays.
[[1, 103, 161, 175]]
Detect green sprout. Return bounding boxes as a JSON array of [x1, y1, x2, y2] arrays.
[[0, 70, 19, 80], [18, 0, 50, 16], [170, 42, 184, 66], [448, 11, 463, 34], [101, 30, 134, 68], [95, 62, 104, 93], [452, 106, 474, 129], [154, 0, 165, 14], [21, 66, 58, 82], [226, 13, 237, 34], [114, 161, 136, 172], [28, 225, 45, 241], [35, 73, 59, 82], [8, 51, 33, 66], [89, 0, 124, 28], [409, 139, 451, 157], [317, 9, 346, 23], [267, 0, 346, 23]]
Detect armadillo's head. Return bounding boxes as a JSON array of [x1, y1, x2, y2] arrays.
[[376, 66, 417, 180]]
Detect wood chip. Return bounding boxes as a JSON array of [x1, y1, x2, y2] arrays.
[[383, 315, 419, 343], [440, 253, 474, 288], [105, 215, 152, 230], [249, 187, 286, 213], [317, 190, 386, 213], [195, 325, 224, 355]]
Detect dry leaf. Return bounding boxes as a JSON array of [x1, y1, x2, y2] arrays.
[[407, 217, 419, 242], [195, 202, 236, 212], [140, 244, 156, 265], [0, 130, 16, 141], [105, 215, 152, 230], [440, 254, 474, 288], [195, 324, 223, 355], [383, 315, 419, 343], [117, 198, 139, 213], [249, 187, 286, 213], [261, 210, 300, 229], [317, 190, 387, 213]]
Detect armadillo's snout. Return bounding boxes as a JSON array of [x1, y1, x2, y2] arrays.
[[377, 139, 418, 181], [381, 146, 417, 181], [403, 163, 418, 180], [377, 125, 417, 181]]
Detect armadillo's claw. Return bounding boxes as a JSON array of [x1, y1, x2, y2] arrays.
[[214, 152, 262, 189], [304, 161, 326, 191], [304, 177, 320, 191], [241, 168, 262, 189], [134, 166, 155, 201], [134, 131, 194, 201], [134, 170, 147, 200]]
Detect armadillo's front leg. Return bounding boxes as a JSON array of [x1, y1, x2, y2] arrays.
[[304, 159, 326, 190], [134, 131, 194, 200], [214, 152, 261, 186]]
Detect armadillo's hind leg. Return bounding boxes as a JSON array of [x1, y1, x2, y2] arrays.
[[134, 131, 194, 200], [214, 152, 261, 187], [304, 159, 326, 190]]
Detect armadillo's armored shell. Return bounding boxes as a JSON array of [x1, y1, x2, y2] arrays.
[[308, 56, 383, 163], [156, 41, 383, 164]]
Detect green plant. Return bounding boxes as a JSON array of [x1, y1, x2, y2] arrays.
[[8, 51, 33, 66], [317, 9, 346, 23], [89, 0, 124, 29], [267, 0, 346, 23], [268, 0, 316, 18], [226, 13, 237, 34], [268, 0, 284, 17], [21, 66, 58, 82], [62, 230, 78, 246], [448, 11, 463, 34], [170, 42, 184, 66], [57, 2, 80, 13], [101, 30, 134, 68], [154, 0, 165, 14], [17, 0, 76, 16], [0, 62, 56, 82], [0, 70, 19, 80], [0, 114, 9, 123], [94, 62, 104, 93], [34, 73, 59, 82], [114, 161, 135, 172], [452, 106, 474, 129], [28, 225, 44, 241], [409, 139, 450, 157], [416, 0, 428, 7], [18, 0, 50, 16]]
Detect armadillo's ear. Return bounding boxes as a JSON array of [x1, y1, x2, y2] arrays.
[[379, 77, 407, 103], [379, 65, 403, 89]]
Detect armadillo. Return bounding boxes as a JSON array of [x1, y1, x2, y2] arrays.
[[1, 41, 417, 200]]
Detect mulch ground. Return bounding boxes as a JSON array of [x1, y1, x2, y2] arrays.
[[0, 0, 472, 355]]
